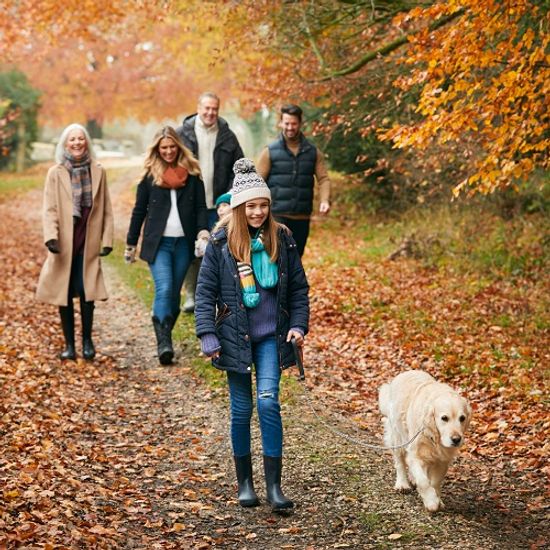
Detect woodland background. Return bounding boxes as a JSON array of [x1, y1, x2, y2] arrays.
[[0, 1, 548, 548]]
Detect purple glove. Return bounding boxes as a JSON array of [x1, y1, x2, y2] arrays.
[[200, 333, 221, 357]]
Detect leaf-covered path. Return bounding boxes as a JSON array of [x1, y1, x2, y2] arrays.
[[0, 169, 546, 548]]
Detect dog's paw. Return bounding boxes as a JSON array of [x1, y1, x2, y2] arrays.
[[394, 482, 413, 493], [423, 497, 442, 513]]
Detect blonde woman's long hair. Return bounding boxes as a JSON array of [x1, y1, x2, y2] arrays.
[[218, 202, 281, 264], [143, 126, 201, 185]]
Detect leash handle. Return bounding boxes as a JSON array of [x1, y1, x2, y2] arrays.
[[291, 337, 305, 381]]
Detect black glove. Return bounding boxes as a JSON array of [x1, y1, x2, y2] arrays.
[[46, 239, 60, 254], [99, 247, 112, 257]]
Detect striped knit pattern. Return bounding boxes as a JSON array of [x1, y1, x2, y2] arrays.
[[237, 262, 256, 293]]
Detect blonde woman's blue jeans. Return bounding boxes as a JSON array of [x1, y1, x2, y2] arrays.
[[149, 237, 190, 322]]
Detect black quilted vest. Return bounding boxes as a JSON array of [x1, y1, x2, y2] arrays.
[[267, 133, 317, 215]]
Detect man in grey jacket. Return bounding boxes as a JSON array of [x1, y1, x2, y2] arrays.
[[177, 92, 244, 312]]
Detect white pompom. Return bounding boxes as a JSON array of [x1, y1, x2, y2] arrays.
[[233, 158, 256, 174]]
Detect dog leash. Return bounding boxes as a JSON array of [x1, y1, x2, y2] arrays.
[[291, 338, 424, 451]]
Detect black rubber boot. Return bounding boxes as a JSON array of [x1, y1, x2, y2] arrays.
[[263, 455, 294, 512], [59, 303, 76, 360], [81, 299, 96, 360], [234, 454, 260, 507], [152, 316, 174, 365], [170, 311, 180, 332]]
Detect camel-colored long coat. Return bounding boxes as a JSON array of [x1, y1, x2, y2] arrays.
[[36, 161, 114, 306]]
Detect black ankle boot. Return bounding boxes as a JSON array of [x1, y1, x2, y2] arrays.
[[263, 455, 294, 512], [59, 304, 76, 360], [152, 316, 174, 365], [81, 299, 96, 360], [234, 454, 260, 507]]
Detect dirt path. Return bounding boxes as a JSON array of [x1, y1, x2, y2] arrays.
[[0, 168, 545, 549]]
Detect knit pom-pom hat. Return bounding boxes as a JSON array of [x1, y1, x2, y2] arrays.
[[230, 158, 271, 208]]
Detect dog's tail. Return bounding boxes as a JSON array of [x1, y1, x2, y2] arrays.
[[378, 382, 390, 417]]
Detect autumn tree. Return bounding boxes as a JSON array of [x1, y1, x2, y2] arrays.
[[203, 0, 549, 196], [0, 71, 40, 171], [381, 0, 549, 195], [2, 0, 547, 194], [2, 1, 243, 136]]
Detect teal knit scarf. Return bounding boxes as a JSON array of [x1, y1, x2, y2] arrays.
[[237, 229, 278, 308]]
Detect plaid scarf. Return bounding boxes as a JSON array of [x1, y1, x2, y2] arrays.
[[237, 229, 278, 308], [63, 151, 92, 218]]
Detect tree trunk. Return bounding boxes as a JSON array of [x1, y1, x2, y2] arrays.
[[86, 119, 103, 139], [15, 118, 25, 173]]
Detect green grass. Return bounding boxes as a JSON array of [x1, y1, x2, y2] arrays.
[[106, 241, 225, 386], [0, 173, 42, 197], [360, 512, 383, 531], [0, 166, 127, 200], [105, 239, 155, 305], [318, 188, 550, 279]]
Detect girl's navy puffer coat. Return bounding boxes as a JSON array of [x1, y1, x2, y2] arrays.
[[195, 226, 309, 374]]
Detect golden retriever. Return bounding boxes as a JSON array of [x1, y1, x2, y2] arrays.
[[378, 370, 471, 512]]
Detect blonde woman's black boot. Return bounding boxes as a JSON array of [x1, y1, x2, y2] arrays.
[[152, 316, 174, 365]]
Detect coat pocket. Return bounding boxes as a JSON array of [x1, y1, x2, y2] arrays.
[[215, 303, 231, 326]]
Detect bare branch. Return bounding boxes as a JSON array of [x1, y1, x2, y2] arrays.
[[302, 2, 327, 69], [314, 6, 466, 82]]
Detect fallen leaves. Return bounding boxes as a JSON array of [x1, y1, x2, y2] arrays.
[[0, 189, 231, 547], [303, 219, 549, 501], [1, 174, 548, 547]]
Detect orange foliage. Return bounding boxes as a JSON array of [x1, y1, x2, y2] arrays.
[[381, 0, 549, 195], [1, 0, 547, 193], [1, 1, 235, 126], [203, 0, 549, 195]]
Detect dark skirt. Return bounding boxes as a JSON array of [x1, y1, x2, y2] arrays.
[[68, 254, 85, 299]]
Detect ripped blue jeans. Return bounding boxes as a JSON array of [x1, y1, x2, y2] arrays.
[[226, 337, 282, 457]]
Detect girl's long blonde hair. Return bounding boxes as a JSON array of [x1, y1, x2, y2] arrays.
[[143, 126, 201, 185], [218, 203, 281, 264]]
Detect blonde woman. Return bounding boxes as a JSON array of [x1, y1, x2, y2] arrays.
[[125, 126, 208, 364], [195, 159, 309, 512], [36, 123, 114, 361]]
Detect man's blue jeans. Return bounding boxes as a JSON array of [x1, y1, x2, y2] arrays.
[[149, 237, 190, 321], [227, 337, 283, 457]]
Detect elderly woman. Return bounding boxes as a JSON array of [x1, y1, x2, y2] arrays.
[[125, 126, 208, 365], [36, 123, 114, 360]]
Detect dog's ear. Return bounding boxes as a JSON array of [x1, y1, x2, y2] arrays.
[[421, 403, 439, 443]]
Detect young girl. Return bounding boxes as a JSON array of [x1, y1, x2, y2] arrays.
[[195, 158, 309, 512], [125, 126, 208, 364]]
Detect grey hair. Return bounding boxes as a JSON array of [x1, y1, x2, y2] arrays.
[[198, 91, 220, 105], [55, 123, 96, 163]]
